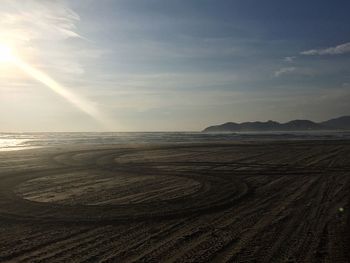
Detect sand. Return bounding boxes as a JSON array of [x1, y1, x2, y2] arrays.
[[0, 141, 349, 262]]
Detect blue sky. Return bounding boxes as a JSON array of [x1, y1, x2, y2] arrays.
[[0, 0, 350, 131]]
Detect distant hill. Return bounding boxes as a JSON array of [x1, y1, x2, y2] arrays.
[[320, 116, 350, 130], [203, 116, 350, 132]]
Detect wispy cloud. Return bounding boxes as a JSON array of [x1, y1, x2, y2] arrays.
[[0, 1, 102, 78], [301, 42, 350, 56], [274, 67, 316, 78], [284, 56, 296, 63], [274, 67, 296, 77], [0, 0, 81, 44]]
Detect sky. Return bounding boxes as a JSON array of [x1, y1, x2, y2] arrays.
[[0, 0, 350, 131]]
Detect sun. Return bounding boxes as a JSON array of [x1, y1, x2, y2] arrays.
[[0, 43, 15, 62]]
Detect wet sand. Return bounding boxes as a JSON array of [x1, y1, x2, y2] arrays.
[[0, 141, 349, 262]]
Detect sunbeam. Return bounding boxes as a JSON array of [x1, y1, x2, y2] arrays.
[[0, 43, 113, 129]]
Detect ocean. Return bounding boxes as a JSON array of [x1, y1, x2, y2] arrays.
[[1, 131, 350, 151]]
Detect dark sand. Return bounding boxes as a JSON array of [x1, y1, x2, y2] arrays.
[[0, 141, 349, 262]]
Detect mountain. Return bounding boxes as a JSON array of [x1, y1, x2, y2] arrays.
[[281, 120, 325, 130], [204, 120, 280, 132], [320, 116, 350, 130], [202, 116, 350, 132]]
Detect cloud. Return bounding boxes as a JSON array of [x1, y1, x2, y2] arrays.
[[274, 67, 296, 77], [0, 0, 81, 45], [284, 56, 296, 63], [301, 42, 350, 56], [0, 1, 103, 78]]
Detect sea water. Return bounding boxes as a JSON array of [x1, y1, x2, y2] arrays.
[[1, 131, 350, 151]]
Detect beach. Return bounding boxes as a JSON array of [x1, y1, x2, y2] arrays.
[[0, 140, 349, 262]]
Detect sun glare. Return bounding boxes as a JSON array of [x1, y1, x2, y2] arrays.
[[0, 42, 112, 128], [0, 43, 14, 62]]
